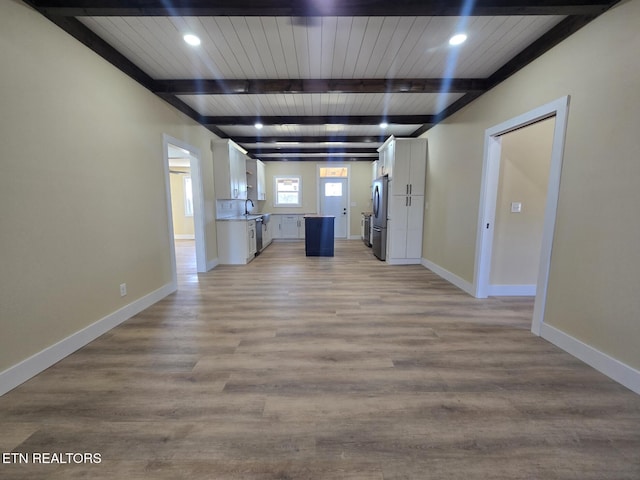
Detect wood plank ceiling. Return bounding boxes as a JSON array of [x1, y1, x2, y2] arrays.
[[25, 1, 621, 161]]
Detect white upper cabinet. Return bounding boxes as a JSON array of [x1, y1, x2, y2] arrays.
[[213, 140, 248, 200], [376, 138, 395, 178], [388, 138, 427, 197], [247, 158, 266, 202], [256, 160, 266, 201]]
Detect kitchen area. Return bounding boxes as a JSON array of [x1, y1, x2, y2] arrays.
[[213, 139, 327, 265], [213, 136, 427, 266]]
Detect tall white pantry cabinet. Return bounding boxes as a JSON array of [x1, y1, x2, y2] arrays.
[[376, 137, 427, 265]]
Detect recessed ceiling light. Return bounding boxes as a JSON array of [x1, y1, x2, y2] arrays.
[[254, 122, 263, 130], [183, 34, 201, 46], [449, 33, 467, 46], [379, 122, 389, 129]]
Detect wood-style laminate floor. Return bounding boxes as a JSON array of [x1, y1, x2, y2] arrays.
[[1, 240, 639, 479]]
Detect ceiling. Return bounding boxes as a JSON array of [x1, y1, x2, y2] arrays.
[[25, 1, 620, 162]]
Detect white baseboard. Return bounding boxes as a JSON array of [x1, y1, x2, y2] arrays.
[[0, 281, 177, 397], [540, 323, 640, 395], [488, 284, 536, 296], [421, 258, 475, 296], [387, 258, 422, 265], [174, 234, 195, 240]]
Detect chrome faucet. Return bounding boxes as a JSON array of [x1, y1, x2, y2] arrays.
[[244, 199, 254, 215]]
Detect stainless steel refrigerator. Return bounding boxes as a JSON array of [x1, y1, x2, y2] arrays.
[[371, 175, 389, 260]]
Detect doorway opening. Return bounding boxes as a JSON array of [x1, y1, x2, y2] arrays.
[[474, 96, 570, 335], [487, 116, 555, 296], [163, 135, 207, 289], [318, 165, 350, 239]]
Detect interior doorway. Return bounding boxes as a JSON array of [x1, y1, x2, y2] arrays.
[[318, 165, 350, 238], [168, 151, 196, 279], [474, 96, 570, 335], [487, 116, 555, 296], [162, 135, 206, 289]]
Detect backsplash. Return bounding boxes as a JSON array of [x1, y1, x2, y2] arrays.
[[216, 199, 262, 218]]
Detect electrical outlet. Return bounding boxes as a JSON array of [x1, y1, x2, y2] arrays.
[[120, 283, 127, 297]]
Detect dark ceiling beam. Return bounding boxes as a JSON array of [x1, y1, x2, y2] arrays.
[[28, 13, 229, 137], [260, 159, 378, 164], [247, 147, 378, 155], [233, 136, 385, 144], [27, 0, 618, 17], [410, 11, 615, 136], [203, 115, 433, 126], [34, 15, 154, 90], [411, 92, 484, 137], [156, 78, 487, 95], [487, 14, 600, 89]]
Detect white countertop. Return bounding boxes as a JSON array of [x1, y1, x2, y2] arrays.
[[216, 214, 263, 221]]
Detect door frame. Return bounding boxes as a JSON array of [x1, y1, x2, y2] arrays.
[[316, 163, 351, 239], [473, 96, 570, 335], [163, 134, 207, 281]]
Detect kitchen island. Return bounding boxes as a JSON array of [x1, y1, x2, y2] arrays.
[[303, 215, 335, 257]]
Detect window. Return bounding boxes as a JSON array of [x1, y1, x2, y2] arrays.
[[319, 166, 348, 178], [274, 176, 302, 207], [183, 176, 193, 217], [324, 182, 343, 197]]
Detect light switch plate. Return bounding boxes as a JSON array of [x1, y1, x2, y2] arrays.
[[511, 202, 522, 213]]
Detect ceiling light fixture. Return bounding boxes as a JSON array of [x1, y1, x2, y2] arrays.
[[254, 122, 263, 130], [183, 34, 201, 46], [449, 33, 467, 46]]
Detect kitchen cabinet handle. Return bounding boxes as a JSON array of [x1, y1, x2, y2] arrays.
[[405, 197, 408, 207], [409, 184, 412, 195]]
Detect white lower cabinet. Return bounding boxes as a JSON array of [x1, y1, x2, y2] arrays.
[[262, 220, 273, 247], [216, 220, 257, 264], [272, 214, 305, 239], [247, 220, 257, 257], [387, 195, 424, 264]]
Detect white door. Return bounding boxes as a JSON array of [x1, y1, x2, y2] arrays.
[[319, 177, 348, 238]]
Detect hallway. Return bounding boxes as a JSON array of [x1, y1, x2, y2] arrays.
[[1, 241, 639, 479]]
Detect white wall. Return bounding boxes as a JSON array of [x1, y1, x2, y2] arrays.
[[0, 0, 220, 383], [421, 0, 640, 374]]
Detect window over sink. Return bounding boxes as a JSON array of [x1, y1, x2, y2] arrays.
[[274, 176, 301, 207]]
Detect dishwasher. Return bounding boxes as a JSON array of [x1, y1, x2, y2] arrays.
[[255, 216, 263, 254]]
